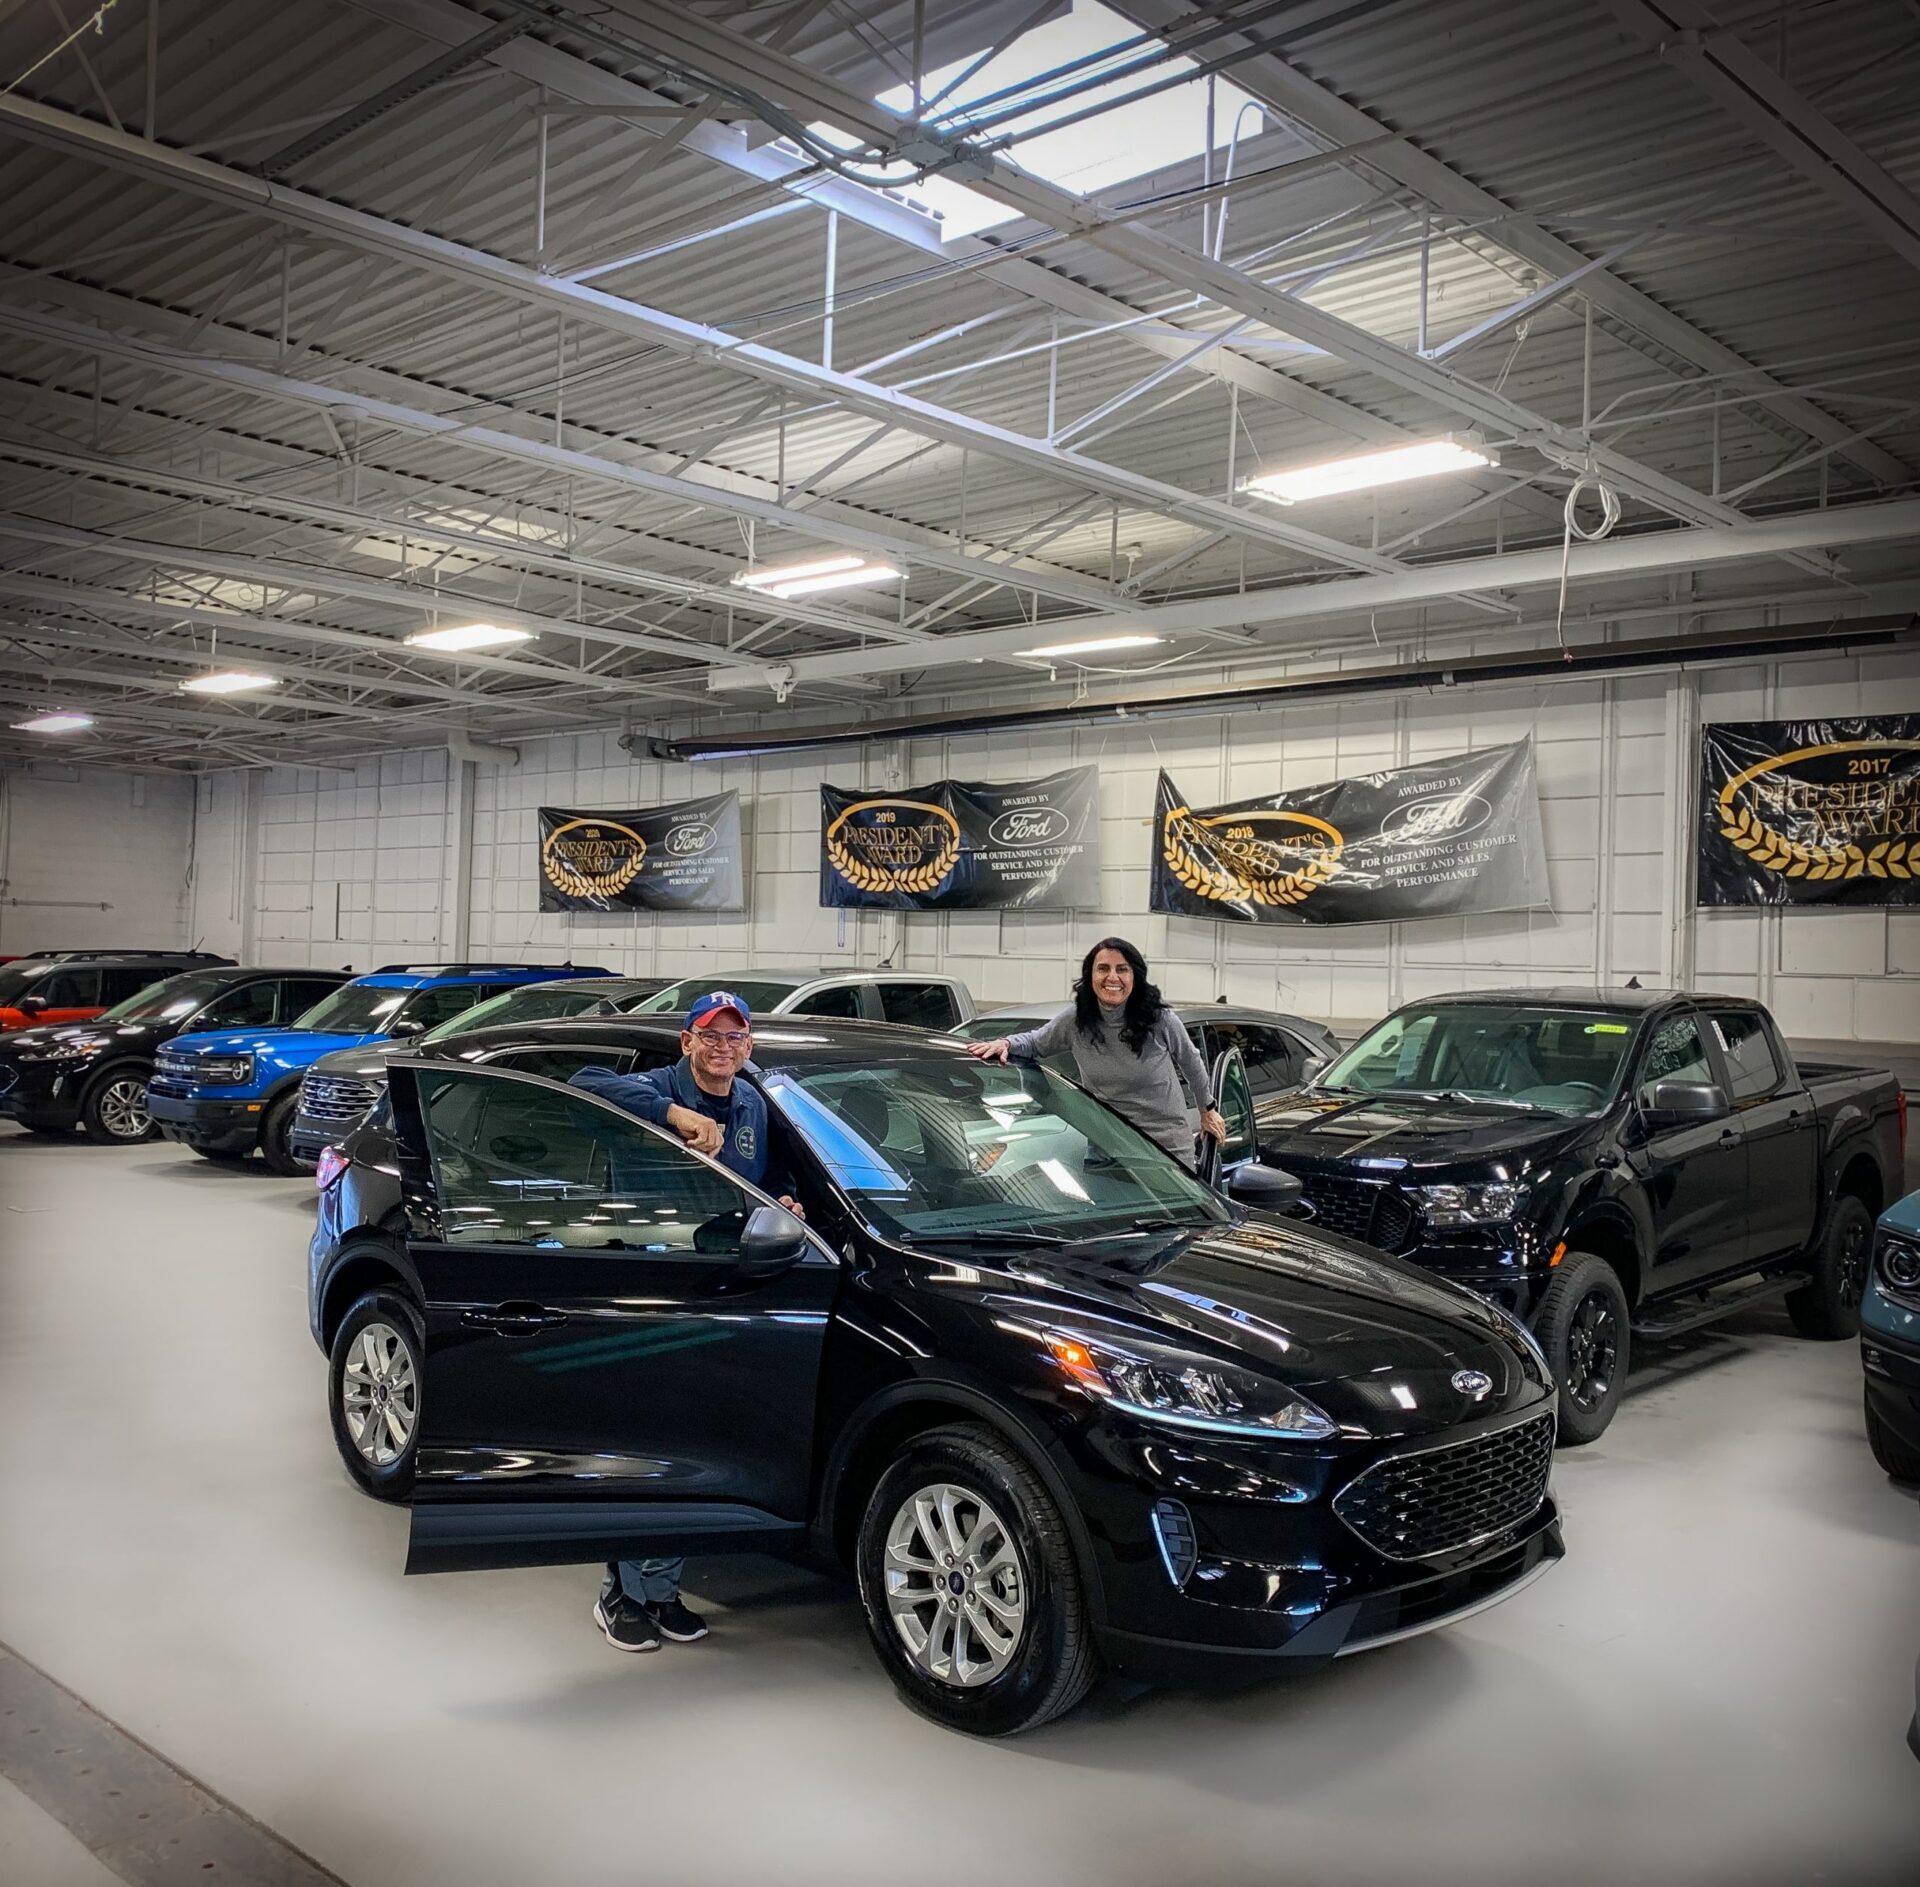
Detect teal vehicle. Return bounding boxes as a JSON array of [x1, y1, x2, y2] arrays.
[[1861, 1177, 1920, 1482]]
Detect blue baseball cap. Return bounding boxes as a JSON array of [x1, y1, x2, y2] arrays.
[[685, 990, 752, 1030]]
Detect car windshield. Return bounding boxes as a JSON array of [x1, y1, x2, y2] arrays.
[[761, 1055, 1229, 1243], [291, 983, 412, 1034], [1315, 1004, 1637, 1115], [420, 983, 652, 1042], [0, 964, 52, 1005], [637, 977, 803, 1017], [98, 970, 234, 1023]]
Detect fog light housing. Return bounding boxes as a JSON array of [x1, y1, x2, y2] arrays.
[[1150, 1499, 1197, 1588]]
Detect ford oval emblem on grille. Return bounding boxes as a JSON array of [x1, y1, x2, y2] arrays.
[[1451, 1369, 1493, 1400]]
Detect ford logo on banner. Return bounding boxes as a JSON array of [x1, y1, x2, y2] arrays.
[[988, 807, 1071, 848], [1379, 791, 1493, 847], [666, 820, 717, 858]]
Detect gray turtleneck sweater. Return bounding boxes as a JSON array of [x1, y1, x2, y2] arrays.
[[1002, 1002, 1212, 1161]]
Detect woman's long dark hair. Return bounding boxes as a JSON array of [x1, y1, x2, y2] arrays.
[[1072, 936, 1165, 1053]]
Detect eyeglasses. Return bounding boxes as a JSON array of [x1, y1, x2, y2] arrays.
[[691, 1029, 750, 1047]]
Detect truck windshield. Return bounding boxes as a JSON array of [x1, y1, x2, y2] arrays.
[[761, 1056, 1228, 1244], [291, 984, 411, 1034], [99, 971, 233, 1022], [1316, 1005, 1636, 1115], [637, 977, 803, 1016], [420, 984, 642, 1042]]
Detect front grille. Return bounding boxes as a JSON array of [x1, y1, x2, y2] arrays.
[[150, 1057, 195, 1099], [1297, 1175, 1416, 1252], [301, 1074, 380, 1123], [1334, 1413, 1555, 1562]]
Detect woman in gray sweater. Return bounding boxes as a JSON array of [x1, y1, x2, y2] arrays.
[[967, 936, 1227, 1166]]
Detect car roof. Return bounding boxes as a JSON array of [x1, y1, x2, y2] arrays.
[[1413, 986, 1679, 1012], [352, 964, 599, 989], [980, 1001, 1322, 1029], [423, 1014, 969, 1068]]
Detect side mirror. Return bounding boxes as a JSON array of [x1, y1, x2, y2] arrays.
[[17, 994, 47, 1014], [387, 1018, 427, 1039], [1642, 1078, 1729, 1126], [738, 1203, 809, 1277], [1227, 1163, 1304, 1215]]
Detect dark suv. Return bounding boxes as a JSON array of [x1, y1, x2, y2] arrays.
[[308, 1016, 1560, 1735], [0, 964, 349, 1142], [0, 952, 235, 1034]]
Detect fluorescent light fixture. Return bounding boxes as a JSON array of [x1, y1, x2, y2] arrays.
[[1242, 436, 1495, 505], [1027, 634, 1165, 659], [180, 670, 280, 695], [732, 554, 900, 600], [11, 711, 93, 733], [404, 622, 533, 653]]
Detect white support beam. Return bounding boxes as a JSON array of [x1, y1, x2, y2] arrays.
[[707, 496, 1920, 690], [1604, 0, 1920, 278], [1112, 0, 1909, 489], [0, 94, 1420, 580]]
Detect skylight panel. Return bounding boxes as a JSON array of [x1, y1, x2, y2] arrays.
[[816, 0, 1263, 243]]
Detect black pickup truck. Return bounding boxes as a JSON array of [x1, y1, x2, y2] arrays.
[[1252, 988, 1905, 1442]]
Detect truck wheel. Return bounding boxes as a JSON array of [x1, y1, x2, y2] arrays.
[[258, 1092, 306, 1175], [330, 1289, 423, 1500], [856, 1423, 1099, 1736], [1865, 1392, 1920, 1483], [1787, 1195, 1871, 1340], [80, 1066, 156, 1144], [1535, 1252, 1630, 1446]]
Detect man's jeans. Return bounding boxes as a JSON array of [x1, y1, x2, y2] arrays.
[[606, 1557, 683, 1606]]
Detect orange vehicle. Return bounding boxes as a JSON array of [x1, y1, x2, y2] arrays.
[[0, 953, 233, 1031]]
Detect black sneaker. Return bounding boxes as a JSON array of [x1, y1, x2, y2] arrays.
[[593, 1591, 661, 1653], [647, 1598, 709, 1643]]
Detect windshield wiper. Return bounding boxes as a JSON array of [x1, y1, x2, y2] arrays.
[[1421, 1090, 1545, 1111], [904, 1228, 1077, 1248]]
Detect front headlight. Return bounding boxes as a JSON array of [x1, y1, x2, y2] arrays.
[[1044, 1327, 1336, 1440], [196, 1054, 254, 1085], [1417, 1181, 1525, 1227], [14, 1040, 98, 1064], [1879, 1233, 1920, 1293]]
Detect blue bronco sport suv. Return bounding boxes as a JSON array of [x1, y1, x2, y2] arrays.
[[147, 962, 608, 1173]]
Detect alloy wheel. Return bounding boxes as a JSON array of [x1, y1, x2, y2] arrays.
[[340, 1322, 417, 1465], [1564, 1290, 1618, 1413], [96, 1077, 150, 1140], [882, 1482, 1026, 1689]]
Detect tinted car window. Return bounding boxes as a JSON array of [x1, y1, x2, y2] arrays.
[[284, 978, 346, 1016], [401, 985, 486, 1032], [482, 1046, 636, 1082], [791, 985, 865, 1019], [424, 985, 640, 1041], [99, 970, 233, 1022], [638, 977, 801, 1017], [418, 1068, 750, 1253], [100, 965, 167, 1004], [294, 984, 410, 1033], [199, 980, 281, 1028], [1211, 1022, 1305, 1095], [879, 982, 961, 1030], [1714, 1011, 1783, 1102], [1636, 1014, 1713, 1107], [37, 968, 101, 1006], [1216, 1054, 1256, 1166]]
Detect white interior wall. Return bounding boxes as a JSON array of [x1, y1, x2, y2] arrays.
[[181, 641, 1920, 1044], [0, 764, 196, 955]]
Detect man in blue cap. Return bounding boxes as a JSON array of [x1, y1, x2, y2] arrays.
[[569, 990, 805, 1655]]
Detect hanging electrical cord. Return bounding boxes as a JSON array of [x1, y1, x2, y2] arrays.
[[1552, 468, 1621, 655]]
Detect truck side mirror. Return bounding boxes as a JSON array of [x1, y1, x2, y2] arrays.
[[1642, 1078, 1729, 1126]]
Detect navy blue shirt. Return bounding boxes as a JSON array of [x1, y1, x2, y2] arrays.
[[568, 1059, 791, 1199]]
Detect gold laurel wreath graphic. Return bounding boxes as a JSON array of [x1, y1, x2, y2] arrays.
[[827, 824, 960, 896], [1715, 794, 1910, 883], [542, 819, 646, 899], [1161, 811, 1342, 907]]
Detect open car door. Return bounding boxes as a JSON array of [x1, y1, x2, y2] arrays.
[[1195, 1046, 1258, 1193], [388, 1060, 839, 1575]]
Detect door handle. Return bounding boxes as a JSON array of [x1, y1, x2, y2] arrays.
[[462, 1303, 568, 1335], [1718, 1128, 1740, 1145]]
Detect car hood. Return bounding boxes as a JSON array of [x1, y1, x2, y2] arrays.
[[1001, 1213, 1543, 1438], [0, 1019, 135, 1057], [1254, 1089, 1588, 1174], [164, 1028, 374, 1061], [307, 1041, 403, 1080]]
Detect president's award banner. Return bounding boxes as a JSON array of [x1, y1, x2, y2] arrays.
[[1699, 716, 1920, 906], [1152, 742, 1548, 925], [538, 792, 744, 912], [820, 766, 1100, 910]]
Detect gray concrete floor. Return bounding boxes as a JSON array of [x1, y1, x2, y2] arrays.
[[2, 1128, 1917, 1887]]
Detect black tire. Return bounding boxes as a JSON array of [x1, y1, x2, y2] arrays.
[[1787, 1194, 1872, 1340], [329, 1288, 423, 1500], [189, 1145, 249, 1164], [15, 1119, 72, 1136], [1536, 1251, 1630, 1446], [79, 1065, 157, 1144], [258, 1091, 307, 1175], [1865, 1392, 1920, 1483], [855, 1423, 1098, 1736]]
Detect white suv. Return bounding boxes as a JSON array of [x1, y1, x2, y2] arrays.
[[637, 969, 975, 1032]]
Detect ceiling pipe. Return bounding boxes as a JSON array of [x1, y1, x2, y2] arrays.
[[656, 615, 1918, 759], [447, 729, 520, 768]]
